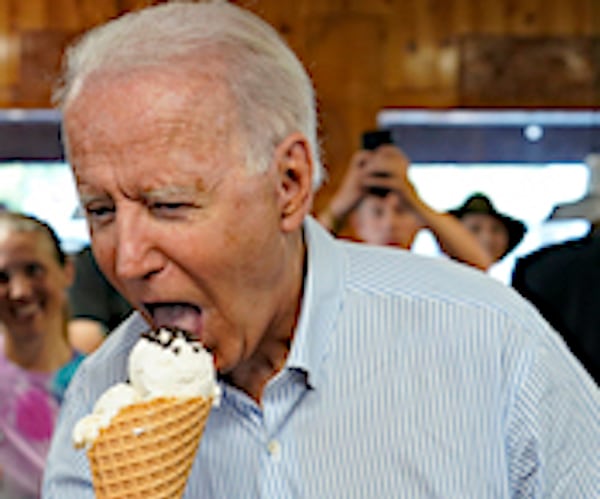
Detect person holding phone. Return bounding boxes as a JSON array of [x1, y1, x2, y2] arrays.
[[317, 142, 492, 270]]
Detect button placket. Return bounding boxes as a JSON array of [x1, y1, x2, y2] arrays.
[[267, 438, 282, 463]]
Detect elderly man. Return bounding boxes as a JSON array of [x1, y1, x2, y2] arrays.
[[43, 2, 598, 497]]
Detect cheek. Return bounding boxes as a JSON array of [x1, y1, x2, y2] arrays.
[[40, 279, 69, 308], [493, 232, 510, 250], [0, 298, 9, 319]]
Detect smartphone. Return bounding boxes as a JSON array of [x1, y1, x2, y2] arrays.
[[361, 129, 393, 150]]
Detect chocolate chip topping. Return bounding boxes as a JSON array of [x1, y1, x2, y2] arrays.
[[141, 326, 196, 349]]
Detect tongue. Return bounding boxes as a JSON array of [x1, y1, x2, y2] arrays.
[[152, 304, 203, 339]]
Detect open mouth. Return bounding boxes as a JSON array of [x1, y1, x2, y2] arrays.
[[144, 303, 204, 341]]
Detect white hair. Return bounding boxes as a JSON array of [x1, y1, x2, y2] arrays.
[[55, 0, 324, 189]]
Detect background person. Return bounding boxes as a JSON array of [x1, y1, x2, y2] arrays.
[[513, 227, 600, 383], [449, 192, 526, 263], [318, 145, 492, 270], [43, 2, 598, 497], [0, 211, 83, 498], [67, 245, 132, 353], [512, 153, 600, 384]]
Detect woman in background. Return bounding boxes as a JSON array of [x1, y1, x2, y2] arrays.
[[449, 193, 526, 264], [0, 211, 83, 498]]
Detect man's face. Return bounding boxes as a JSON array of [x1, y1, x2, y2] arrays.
[[461, 213, 509, 262], [63, 69, 304, 373], [351, 192, 422, 249]]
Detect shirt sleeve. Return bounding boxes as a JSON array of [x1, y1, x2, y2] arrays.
[[505, 316, 600, 498]]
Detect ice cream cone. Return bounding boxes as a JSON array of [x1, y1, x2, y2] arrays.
[[87, 395, 212, 499]]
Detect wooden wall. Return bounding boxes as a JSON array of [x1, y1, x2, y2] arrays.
[[0, 0, 598, 210]]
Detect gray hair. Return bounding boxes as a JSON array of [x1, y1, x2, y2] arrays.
[[55, 0, 324, 189]]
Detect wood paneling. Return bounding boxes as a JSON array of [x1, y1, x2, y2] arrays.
[[0, 0, 598, 209], [460, 36, 600, 108]]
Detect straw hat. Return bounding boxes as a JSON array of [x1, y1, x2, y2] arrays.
[[449, 193, 526, 257], [549, 153, 600, 222]]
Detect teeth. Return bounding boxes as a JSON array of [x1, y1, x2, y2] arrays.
[[13, 302, 39, 319]]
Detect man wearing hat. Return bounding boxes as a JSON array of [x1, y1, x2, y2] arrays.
[[449, 193, 526, 263], [512, 154, 600, 384]]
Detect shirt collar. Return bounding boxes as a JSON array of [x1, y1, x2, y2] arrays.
[[285, 216, 345, 390]]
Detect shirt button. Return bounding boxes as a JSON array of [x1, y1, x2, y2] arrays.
[[267, 439, 282, 463]]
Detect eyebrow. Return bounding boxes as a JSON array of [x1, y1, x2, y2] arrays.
[[142, 184, 203, 200], [78, 193, 110, 206]]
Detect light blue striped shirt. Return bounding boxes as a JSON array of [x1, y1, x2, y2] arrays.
[[43, 216, 599, 498]]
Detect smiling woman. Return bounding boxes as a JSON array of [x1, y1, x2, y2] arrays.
[[0, 211, 84, 498]]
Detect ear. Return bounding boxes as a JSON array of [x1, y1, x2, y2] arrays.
[[274, 132, 314, 232]]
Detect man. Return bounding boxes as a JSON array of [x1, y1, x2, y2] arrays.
[[513, 154, 600, 384], [43, 2, 598, 497], [513, 230, 600, 383], [318, 146, 492, 270]]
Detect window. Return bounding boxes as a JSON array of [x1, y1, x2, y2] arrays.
[[0, 161, 88, 253], [409, 162, 589, 283]]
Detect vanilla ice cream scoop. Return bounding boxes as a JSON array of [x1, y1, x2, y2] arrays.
[[73, 383, 141, 448], [72, 327, 220, 449], [129, 327, 220, 400]]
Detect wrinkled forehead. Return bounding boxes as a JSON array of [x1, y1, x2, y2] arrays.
[[62, 66, 239, 154]]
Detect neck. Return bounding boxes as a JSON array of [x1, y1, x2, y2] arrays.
[[227, 230, 306, 403], [4, 318, 72, 372], [226, 333, 295, 403]]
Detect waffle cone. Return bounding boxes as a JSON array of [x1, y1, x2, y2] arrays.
[[87, 396, 212, 499]]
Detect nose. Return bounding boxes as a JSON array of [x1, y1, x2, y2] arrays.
[[8, 272, 34, 299], [476, 229, 493, 249], [381, 204, 396, 230], [113, 210, 166, 281]]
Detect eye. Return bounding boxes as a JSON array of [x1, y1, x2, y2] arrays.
[[150, 201, 194, 218], [24, 263, 46, 279], [85, 203, 116, 225], [0, 270, 9, 285], [153, 202, 187, 211]]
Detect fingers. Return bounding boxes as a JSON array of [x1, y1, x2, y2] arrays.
[[359, 146, 408, 187], [349, 150, 372, 170], [331, 145, 413, 216], [356, 145, 420, 207]]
